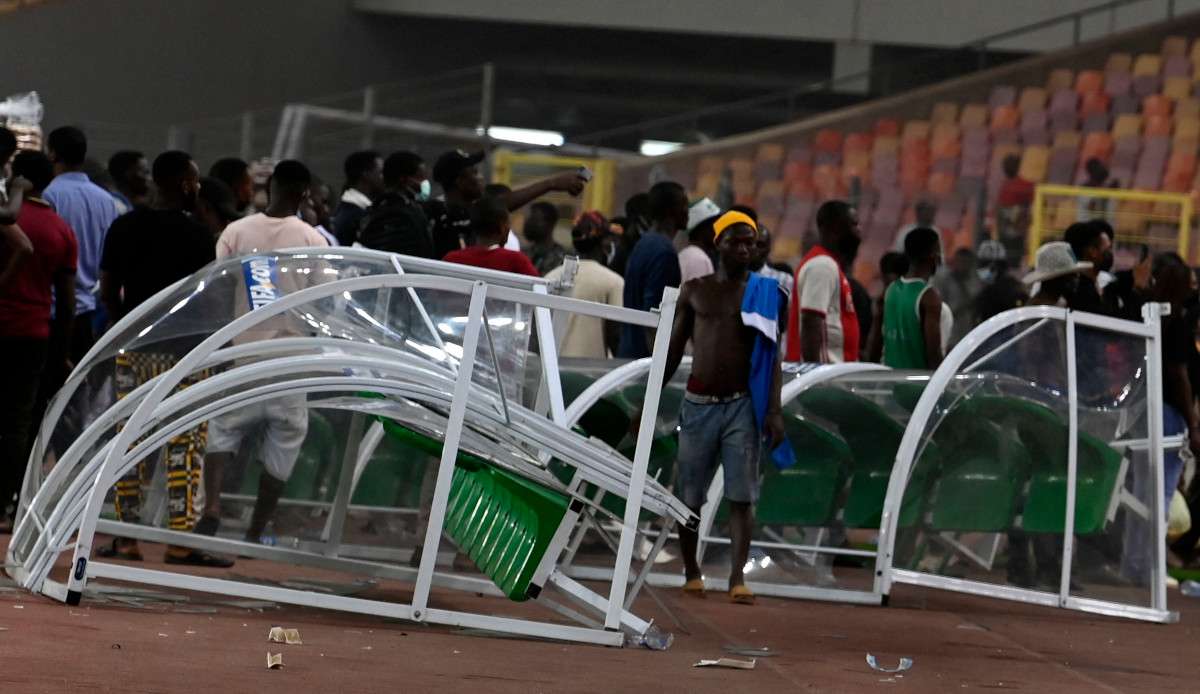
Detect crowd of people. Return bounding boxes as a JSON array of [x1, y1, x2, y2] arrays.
[[0, 124, 1197, 597]]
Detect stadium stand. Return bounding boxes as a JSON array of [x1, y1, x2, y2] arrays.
[[617, 14, 1200, 287]]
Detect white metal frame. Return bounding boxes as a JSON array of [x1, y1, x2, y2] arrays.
[[553, 307, 1177, 622], [874, 305, 1176, 623], [8, 250, 690, 647]]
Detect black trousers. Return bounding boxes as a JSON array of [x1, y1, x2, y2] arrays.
[[0, 337, 48, 519]]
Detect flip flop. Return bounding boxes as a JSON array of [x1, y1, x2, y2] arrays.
[[729, 584, 756, 605], [95, 538, 143, 561], [682, 578, 707, 598]]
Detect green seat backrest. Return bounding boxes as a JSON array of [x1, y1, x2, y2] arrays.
[[754, 414, 852, 526], [379, 418, 570, 601], [797, 385, 905, 470]]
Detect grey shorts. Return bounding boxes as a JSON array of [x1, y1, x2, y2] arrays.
[[207, 394, 309, 482], [675, 394, 760, 508]]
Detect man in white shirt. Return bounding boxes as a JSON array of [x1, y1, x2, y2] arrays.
[[545, 212, 624, 358], [199, 160, 329, 548], [786, 201, 862, 363], [678, 214, 716, 283], [892, 199, 941, 253]]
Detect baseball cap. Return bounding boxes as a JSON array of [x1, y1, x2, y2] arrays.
[[433, 149, 485, 188], [571, 211, 613, 242]]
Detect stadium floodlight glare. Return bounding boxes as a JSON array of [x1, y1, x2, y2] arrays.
[[640, 140, 684, 156], [478, 125, 565, 147]]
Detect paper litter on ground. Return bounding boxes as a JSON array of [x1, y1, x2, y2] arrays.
[[267, 652, 283, 669], [268, 626, 302, 645], [694, 657, 756, 669]]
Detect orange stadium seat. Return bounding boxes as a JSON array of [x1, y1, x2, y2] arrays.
[[991, 105, 1019, 131], [902, 120, 931, 141], [815, 129, 843, 152], [1143, 94, 1173, 118], [931, 101, 958, 124], [1080, 91, 1110, 118], [1145, 114, 1172, 137], [1163, 36, 1188, 57], [874, 118, 901, 137], [1076, 69, 1104, 94], [844, 132, 872, 153]]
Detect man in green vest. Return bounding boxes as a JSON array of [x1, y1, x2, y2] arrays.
[[881, 227, 945, 369]]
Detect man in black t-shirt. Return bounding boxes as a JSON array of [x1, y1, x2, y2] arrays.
[[100, 153, 215, 322], [358, 151, 434, 258], [426, 149, 587, 259], [96, 150, 231, 568]]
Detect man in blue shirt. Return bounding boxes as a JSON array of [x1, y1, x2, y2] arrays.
[[617, 181, 687, 358], [44, 126, 120, 360]]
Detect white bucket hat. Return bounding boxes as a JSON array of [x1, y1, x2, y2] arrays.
[[1022, 241, 1093, 285]]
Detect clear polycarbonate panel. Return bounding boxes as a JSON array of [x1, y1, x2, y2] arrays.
[[1070, 325, 1154, 608], [890, 317, 1073, 593]]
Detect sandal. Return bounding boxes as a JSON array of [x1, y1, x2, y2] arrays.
[[729, 584, 756, 605], [95, 538, 143, 561], [682, 577, 706, 598]]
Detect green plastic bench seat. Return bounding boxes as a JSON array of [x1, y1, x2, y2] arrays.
[[796, 385, 938, 528], [753, 412, 851, 527], [960, 395, 1123, 535]]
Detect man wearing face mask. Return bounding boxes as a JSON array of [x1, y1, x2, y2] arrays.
[[357, 151, 435, 258], [785, 200, 862, 363], [1063, 220, 1114, 315]]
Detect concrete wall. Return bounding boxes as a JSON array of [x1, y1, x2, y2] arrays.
[[1, 0, 409, 128], [356, 0, 1200, 51]]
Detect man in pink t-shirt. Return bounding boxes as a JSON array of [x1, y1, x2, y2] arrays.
[[203, 160, 329, 550]]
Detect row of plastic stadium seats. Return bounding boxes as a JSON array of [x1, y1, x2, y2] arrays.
[[685, 35, 1200, 268]]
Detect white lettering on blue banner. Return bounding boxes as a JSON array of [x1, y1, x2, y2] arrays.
[[242, 256, 282, 310]]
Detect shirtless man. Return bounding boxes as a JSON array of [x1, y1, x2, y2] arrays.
[[660, 214, 785, 604]]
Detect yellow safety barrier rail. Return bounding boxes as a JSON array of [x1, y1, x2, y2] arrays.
[[1030, 184, 1193, 263]]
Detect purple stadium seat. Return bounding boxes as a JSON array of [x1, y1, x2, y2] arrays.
[[989, 85, 1017, 109], [1132, 74, 1162, 98], [1104, 71, 1132, 97], [1164, 55, 1192, 78], [1082, 112, 1110, 133]]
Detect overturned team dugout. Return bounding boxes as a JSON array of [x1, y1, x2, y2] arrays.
[[7, 248, 690, 647]]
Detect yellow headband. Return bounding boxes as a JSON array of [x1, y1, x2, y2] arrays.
[[712, 211, 758, 241]]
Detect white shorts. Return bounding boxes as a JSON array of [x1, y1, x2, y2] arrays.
[[207, 395, 309, 481]]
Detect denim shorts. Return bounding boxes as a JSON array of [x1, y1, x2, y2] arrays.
[[675, 394, 760, 508]]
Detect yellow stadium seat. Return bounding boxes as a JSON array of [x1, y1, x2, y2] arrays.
[[1106, 53, 1132, 73], [960, 103, 988, 128], [1053, 130, 1081, 149], [1176, 117, 1200, 140], [1176, 97, 1200, 120], [697, 156, 724, 177], [1112, 114, 1142, 139], [1164, 76, 1192, 102], [873, 135, 899, 154], [1133, 54, 1162, 77], [1019, 145, 1049, 183], [1046, 68, 1074, 93], [902, 120, 930, 141], [1018, 87, 1047, 113], [931, 102, 958, 124]]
